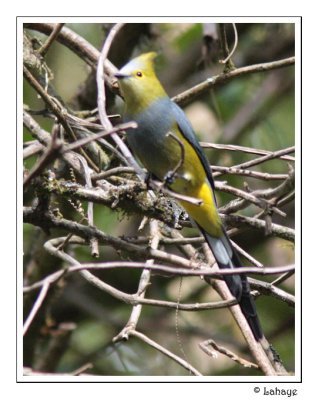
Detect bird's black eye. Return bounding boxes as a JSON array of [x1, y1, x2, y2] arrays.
[[136, 71, 143, 77]]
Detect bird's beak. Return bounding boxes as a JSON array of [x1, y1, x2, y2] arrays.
[[114, 72, 131, 80]]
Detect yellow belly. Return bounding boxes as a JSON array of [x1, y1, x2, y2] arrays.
[[166, 127, 223, 238], [178, 180, 223, 238]]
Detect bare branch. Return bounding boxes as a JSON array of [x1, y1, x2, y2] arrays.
[[43, 234, 295, 283], [213, 146, 295, 178], [250, 277, 295, 307], [129, 330, 202, 376], [211, 165, 288, 181], [199, 338, 259, 369], [201, 142, 295, 162], [219, 23, 238, 66], [96, 23, 145, 179], [23, 66, 99, 171], [23, 141, 44, 159], [23, 134, 63, 188], [38, 23, 65, 56], [23, 281, 50, 335], [222, 213, 294, 242], [113, 220, 161, 342], [24, 23, 117, 86], [173, 57, 295, 106], [215, 181, 286, 218], [62, 121, 137, 153], [23, 110, 85, 175]]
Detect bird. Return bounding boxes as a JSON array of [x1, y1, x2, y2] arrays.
[[115, 52, 263, 341]]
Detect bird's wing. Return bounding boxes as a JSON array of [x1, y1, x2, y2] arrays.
[[171, 102, 264, 340], [171, 101, 217, 195]]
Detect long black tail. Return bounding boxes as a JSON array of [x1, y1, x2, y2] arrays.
[[200, 226, 264, 341]]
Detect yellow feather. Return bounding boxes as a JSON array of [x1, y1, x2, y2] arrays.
[[179, 180, 223, 238]]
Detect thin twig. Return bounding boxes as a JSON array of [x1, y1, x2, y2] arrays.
[[43, 239, 296, 278], [38, 23, 65, 56], [173, 57, 295, 106], [199, 338, 259, 369], [219, 169, 294, 220], [62, 121, 137, 153], [23, 141, 44, 159], [219, 23, 238, 65], [222, 213, 294, 242], [250, 278, 295, 307], [70, 363, 93, 376], [129, 330, 202, 376], [23, 110, 85, 175], [24, 256, 294, 291], [76, 155, 99, 258], [96, 23, 144, 178], [215, 181, 286, 218], [23, 265, 237, 312], [201, 142, 295, 162], [25, 23, 117, 85], [23, 281, 50, 335], [271, 269, 295, 286], [213, 146, 295, 178], [23, 66, 99, 172], [23, 134, 63, 188], [253, 165, 295, 201], [24, 234, 294, 304], [211, 165, 288, 181], [113, 220, 160, 342], [218, 23, 235, 71], [230, 240, 263, 268], [92, 166, 135, 181]]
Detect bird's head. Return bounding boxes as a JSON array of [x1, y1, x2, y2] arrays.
[[115, 52, 167, 113]]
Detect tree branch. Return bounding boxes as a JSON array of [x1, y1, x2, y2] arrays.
[[173, 57, 295, 106], [38, 23, 65, 56]]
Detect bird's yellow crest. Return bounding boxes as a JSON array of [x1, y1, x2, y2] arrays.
[[116, 52, 158, 78], [135, 51, 158, 70], [116, 51, 166, 113]]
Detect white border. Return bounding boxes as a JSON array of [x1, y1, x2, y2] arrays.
[[20, 16, 299, 24], [18, 16, 301, 383]]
